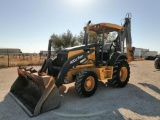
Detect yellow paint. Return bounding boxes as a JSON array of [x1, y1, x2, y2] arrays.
[[87, 51, 95, 61], [84, 76, 95, 91], [120, 67, 128, 82], [65, 47, 113, 83], [89, 66, 113, 80], [68, 49, 84, 58], [65, 65, 113, 83], [84, 22, 123, 34], [126, 47, 135, 62]]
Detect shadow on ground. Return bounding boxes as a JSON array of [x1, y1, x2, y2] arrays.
[[139, 83, 160, 94], [0, 82, 160, 120]]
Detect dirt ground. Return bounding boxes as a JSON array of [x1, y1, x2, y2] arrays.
[[0, 60, 160, 120]]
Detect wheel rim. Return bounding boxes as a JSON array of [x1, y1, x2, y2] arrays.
[[119, 67, 128, 82], [84, 76, 95, 91]]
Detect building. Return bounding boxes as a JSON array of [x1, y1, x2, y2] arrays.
[[124, 47, 158, 58], [39, 50, 56, 56], [134, 48, 149, 57]]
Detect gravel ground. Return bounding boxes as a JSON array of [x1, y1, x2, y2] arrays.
[[0, 60, 160, 120]]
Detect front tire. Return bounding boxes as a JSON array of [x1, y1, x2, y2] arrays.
[[108, 60, 130, 87], [75, 69, 98, 97]]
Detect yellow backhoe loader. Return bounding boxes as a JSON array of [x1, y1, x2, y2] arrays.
[[9, 13, 134, 116]]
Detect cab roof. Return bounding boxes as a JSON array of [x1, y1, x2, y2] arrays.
[[84, 23, 123, 34]]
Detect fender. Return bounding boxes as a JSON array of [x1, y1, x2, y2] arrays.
[[55, 49, 94, 87], [107, 51, 127, 66]]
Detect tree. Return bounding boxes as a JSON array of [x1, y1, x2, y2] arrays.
[[50, 30, 79, 52], [61, 30, 73, 48], [77, 31, 84, 45], [50, 34, 62, 52]]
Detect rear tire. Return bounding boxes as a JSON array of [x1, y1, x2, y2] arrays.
[[155, 58, 160, 69], [75, 69, 98, 97], [108, 60, 130, 87]]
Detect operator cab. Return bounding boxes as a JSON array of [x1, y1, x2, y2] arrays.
[[84, 22, 123, 65]]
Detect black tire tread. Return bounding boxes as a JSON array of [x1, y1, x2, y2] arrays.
[[155, 58, 160, 69], [75, 69, 98, 97], [108, 59, 130, 87]]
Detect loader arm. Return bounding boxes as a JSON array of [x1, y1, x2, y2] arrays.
[[38, 39, 52, 75], [55, 49, 95, 87]]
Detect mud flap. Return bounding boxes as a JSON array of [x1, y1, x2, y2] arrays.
[[10, 68, 61, 116]]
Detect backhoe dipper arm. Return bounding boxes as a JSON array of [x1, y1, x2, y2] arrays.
[[120, 15, 133, 62], [120, 15, 132, 50]]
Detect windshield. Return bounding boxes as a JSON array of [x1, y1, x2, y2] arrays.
[[103, 43, 111, 52]]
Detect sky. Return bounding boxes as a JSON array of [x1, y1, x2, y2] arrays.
[[0, 0, 160, 53]]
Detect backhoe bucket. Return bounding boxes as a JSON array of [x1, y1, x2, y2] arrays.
[[9, 68, 61, 116]]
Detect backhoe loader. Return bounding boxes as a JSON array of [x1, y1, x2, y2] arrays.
[[10, 13, 134, 116]]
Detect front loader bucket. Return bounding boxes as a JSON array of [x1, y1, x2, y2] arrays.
[[9, 68, 61, 116]]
